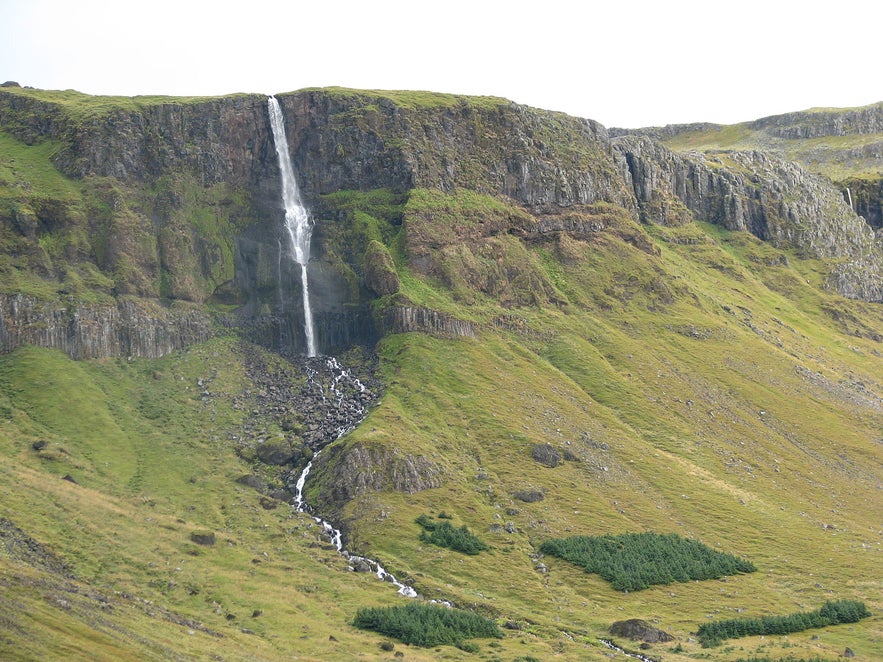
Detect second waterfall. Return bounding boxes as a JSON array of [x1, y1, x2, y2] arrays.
[[267, 96, 318, 357]]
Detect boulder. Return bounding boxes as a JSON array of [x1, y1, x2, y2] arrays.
[[609, 619, 674, 643], [532, 443, 562, 467], [513, 489, 545, 503]]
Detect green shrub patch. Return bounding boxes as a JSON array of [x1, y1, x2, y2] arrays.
[[698, 599, 871, 647], [352, 602, 502, 648], [416, 514, 488, 555], [539, 532, 755, 591]]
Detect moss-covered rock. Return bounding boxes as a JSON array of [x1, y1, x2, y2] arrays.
[[363, 240, 399, 296]]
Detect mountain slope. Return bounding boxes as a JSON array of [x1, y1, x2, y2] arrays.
[[0, 86, 881, 661]]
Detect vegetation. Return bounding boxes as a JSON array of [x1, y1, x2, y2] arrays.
[[657, 102, 883, 181], [352, 602, 502, 648], [416, 514, 489, 555], [540, 532, 756, 591], [697, 600, 871, 647], [1, 88, 882, 661], [295, 86, 510, 111]]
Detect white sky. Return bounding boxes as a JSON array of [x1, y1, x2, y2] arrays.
[[1, 0, 880, 128]]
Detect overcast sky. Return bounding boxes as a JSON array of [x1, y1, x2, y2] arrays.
[[1, 0, 880, 128]]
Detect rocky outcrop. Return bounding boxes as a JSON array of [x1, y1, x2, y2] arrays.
[[0, 91, 275, 188], [609, 619, 674, 643], [0, 294, 212, 359], [841, 177, 883, 230], [613, 136, 883, 301], [747, 102, 883, 139], [363, 240, 400, 296], [312, 441, 443, 508], [276, 90, 635, 212], [381, 306, 476, 338]]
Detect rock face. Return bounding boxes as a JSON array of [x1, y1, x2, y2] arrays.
[[311, 441, 443, 514], [1, 85, 881, 366], [747, 102, 883, 139], [613, 136, 883, 301], [275, 90, 635, 211], [0, 294, 212, 359]]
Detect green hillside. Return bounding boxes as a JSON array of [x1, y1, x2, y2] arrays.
[[0, 88, 881, 661], [1, 213, 880, 660]]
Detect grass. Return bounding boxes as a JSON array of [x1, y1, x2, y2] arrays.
[[292, 86, 511, 111], [1, 210, 881, 658], [316, 210, 882, 660], [0, 86, 257, 123], [1, 90, 882, 660]]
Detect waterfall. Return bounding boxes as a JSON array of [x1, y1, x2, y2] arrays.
[[290, 357, 418, 598], [267, 96, 318, 357]]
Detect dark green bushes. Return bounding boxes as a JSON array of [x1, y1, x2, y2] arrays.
[[539, 532, 755, 591], [698, 600, 870, 647], [416, 514, 488, 555], [352, 602, 502, 648]]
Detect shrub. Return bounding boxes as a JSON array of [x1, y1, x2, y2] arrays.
[[352, 603, 502, 648], [698, 600, 871, 647], [539, 532, 755, 591], [416, 514, 489, 555]]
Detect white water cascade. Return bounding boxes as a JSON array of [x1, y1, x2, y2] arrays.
[[267, 96, 318, 357], [291, 357, 418, 598]]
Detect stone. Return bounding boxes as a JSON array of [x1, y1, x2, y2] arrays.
[[363, 240, 400, 296], [532, 443, 562, 467], [235, 474, 267, 493], [609, 619, 674, 643], [190, 531, 216, 546], [513, 489, 544, 503], [255, 439, 295, 465]]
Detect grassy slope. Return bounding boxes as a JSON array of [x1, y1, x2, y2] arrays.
[[333, 217, 882, 660], [0, 89, 880, 660], [0, 340, 455, 661], [2, 214, 880, 661]]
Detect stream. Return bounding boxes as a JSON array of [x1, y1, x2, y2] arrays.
[[291, 356, 418, 598]]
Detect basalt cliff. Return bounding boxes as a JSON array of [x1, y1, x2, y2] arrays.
[[1, 86, 882, 661], [1, 86, 881, 360]]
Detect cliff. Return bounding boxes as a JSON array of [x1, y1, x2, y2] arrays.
[[1, 86, 881, 362]]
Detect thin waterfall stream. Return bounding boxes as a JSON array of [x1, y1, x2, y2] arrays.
[[290, 357, 418, 598], [267, 95, 318, 357], [265, 97, 415, 597]]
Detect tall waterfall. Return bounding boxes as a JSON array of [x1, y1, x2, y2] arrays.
[[267, 96, 318, 357]]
